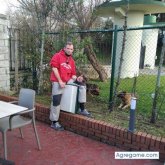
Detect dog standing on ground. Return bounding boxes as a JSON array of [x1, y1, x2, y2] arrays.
[[117, 91, 132, 109]]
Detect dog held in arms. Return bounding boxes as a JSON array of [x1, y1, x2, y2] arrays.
[[117, 91, 132, 109]]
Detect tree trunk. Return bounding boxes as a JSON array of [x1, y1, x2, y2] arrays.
[[84, 44, 108, 82], [38, 28, 45, 94], [14, 30, 19, 92]]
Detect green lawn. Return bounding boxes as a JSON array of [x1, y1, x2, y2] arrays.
[[34, 75, 165, 137], [90, 75, 165, 117]]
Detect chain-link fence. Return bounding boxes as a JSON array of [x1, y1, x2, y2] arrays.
[[109, 25, 165, 122], [9, 25, 165, 120]]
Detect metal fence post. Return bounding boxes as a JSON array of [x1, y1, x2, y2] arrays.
[[109, 25, 118, 109], [151, 32, 165, 123], [128, 97, 137, 132]]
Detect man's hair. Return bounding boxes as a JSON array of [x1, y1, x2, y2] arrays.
[[65, 41, 73, 47]]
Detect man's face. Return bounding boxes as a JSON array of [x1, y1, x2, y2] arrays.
[[64, 44, 74, 56]]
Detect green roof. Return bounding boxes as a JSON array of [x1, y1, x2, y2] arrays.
[[96, 0, 165, 16]]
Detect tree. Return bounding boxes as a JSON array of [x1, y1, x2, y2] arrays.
[[12, 0, 55, 94], [56, 0, 108, 81], [73, 0, 108, 81], [9, 0, 110, 92]]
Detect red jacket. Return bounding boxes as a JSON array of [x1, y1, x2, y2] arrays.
[[50, 49, 76, 82]]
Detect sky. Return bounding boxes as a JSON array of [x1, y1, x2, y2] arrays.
[[0, 0, 8, 14], [0, 0, 19, 14], [0, 0, 122, 15]]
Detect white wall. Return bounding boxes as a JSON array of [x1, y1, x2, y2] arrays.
[[142, 29, 158, 69], [114, 11, 144, 78], [0, 14, 10, 91]]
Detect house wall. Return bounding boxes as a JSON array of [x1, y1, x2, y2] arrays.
[[0, 14, 10, 91]]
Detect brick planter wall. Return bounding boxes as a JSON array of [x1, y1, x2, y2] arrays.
[[0, 94, 164, 161]]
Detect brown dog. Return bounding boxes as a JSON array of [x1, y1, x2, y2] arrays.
[[117, 91, 131, 109], [86, 83, 99, 96]]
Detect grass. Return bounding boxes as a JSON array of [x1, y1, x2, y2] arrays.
[[35, 75, 165, 137], [86, 95, 165, 138], [90, 75, 165, 115], [88, 76, 165, 137]]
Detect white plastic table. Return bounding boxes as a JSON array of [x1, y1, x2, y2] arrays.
[[0, 101, 28, 119]]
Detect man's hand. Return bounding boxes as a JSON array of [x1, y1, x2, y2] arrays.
[[59, 80, 66, 88], [76, 75, 84, 82], [72, 75, 77, 81]]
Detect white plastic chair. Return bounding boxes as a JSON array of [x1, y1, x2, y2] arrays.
[[0, 88, 41, 159]]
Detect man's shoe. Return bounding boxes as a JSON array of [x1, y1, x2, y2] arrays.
[[51, 122, 64, 131], [78, 109, 92, 117]]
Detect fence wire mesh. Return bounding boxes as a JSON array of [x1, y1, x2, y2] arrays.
[[8, 25, 165, 127], [112, 27, 165, 120]]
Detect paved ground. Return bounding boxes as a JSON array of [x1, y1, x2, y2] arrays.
[[139, 67, 165, 75], [0, 121, 163, 165]]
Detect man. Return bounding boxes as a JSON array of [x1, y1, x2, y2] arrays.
[[49, 41, 91, 131]]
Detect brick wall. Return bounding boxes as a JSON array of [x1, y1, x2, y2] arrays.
[[0, 94, 164, 161]]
